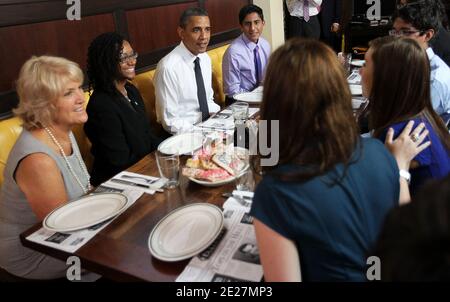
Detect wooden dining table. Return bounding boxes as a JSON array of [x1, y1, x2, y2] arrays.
[[20, 151, 243, 282]]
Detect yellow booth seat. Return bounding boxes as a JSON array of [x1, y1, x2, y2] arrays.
[[0, 117, 23, 186], [0, 44, 230, 187], [208, 44, 229, 104]]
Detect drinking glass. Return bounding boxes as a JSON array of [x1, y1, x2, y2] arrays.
[[231, 101, 249, 125], [155, 151, 180, 188], [338, 52, 352, 75], [234, 167, 255, 192], [231, 148, 253, 191]]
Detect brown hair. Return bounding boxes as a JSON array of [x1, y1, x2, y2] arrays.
[[368, 36, 450, 151], [258, 38, 359, 182]]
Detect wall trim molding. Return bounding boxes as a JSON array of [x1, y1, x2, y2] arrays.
[[0, 0, 197, 27]]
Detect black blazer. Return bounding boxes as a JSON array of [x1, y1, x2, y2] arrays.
[[84, 83, 162, 186], [320, 0, 342, 39]]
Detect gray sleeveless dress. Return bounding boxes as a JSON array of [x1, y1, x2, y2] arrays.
[[0, 129, 92, 279]]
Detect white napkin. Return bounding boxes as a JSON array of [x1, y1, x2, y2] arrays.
[[104, 171, 166, 195], [223, 190, 254, 212], [221, 107, 259, 118], [198, 117, 235, 130], [347, 71, 361, 85]]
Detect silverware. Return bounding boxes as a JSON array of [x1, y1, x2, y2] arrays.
[[110, 178, 163, 193], [121, 174, 158, 184]]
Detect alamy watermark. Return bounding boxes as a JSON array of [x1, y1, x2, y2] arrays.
[[200, 120, 280, 167], [64, 1, 384, 24], [366, 256, 381, 281], [66, 255, 81, 281], [366, 0, 381, 21], [66, 0, 81, 21]]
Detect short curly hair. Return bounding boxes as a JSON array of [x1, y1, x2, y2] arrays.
[[14, 55, 83, 130]]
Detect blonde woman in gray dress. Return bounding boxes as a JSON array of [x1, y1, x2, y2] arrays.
[[0, 56, 98, 280]]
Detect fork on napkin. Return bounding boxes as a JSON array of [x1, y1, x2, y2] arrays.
[[104, 171, 166, 194]]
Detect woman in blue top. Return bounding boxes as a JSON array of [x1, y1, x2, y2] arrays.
[[250, 38, 429, 282], [360, 36, 450, 195]]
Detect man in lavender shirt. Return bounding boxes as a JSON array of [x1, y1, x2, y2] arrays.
[[222, 4, 271, 105]]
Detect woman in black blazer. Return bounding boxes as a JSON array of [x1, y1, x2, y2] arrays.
[[85, 32, 162, 186]]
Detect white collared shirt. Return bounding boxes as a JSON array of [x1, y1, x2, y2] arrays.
[[154, 42, 220, 134], [285, 0, 322, 18], [426, 47, 450, 116]]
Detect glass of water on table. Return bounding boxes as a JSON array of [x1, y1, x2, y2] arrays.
[[155, 150, 180, 189]]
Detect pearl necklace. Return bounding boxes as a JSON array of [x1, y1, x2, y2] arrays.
[[44, 127, 92, 194]]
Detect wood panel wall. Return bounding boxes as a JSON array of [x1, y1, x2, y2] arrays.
[[206, 0, 249, 34], [0, 0, 251, 118]]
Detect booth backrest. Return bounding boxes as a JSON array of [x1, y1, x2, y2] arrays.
[[131, 69, 160, 134], [0, 44, 230, 187], [208, 45, 229, 104], [0, 117, 23, 185]]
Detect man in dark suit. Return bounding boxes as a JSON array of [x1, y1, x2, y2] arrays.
[[319, 0, 342, 52]]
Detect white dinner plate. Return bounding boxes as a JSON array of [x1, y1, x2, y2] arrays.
[[187, 147, 249, 187], [43, 193, 129, 233], [233, 91, 262, 103], [349, 84, 363, 96], [148, 203, 224, 262], [351, 60, 365, 67], [188, 162, 250, 187], [188, 175, 236, 187], [158, 132, 204, 155]]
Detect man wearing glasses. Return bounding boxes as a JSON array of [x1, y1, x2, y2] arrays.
[[390, 1, 450, 121], [395, 0, 450, 67]]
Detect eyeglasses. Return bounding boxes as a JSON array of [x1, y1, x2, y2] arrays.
[[119, 52, 138, 64], [388, 29, 424, 37]]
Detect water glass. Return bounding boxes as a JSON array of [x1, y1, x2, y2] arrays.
[[235, 167, 255, 192], [338, 52, 352, 75], [155, 151, 180, 188], [231, 149, 253, 191], [231, 101, 249, 125]]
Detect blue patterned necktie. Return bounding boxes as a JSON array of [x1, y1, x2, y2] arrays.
[[254, 45, 262, 86]]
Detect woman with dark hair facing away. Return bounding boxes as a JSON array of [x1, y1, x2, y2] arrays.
[[250, 38, 429, 281], [360, 36, 450, 196], [85, 32, 162, 186], [373, 174, 450, 281]]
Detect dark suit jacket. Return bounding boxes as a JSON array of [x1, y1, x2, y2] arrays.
[[320, 0, 342, 39], [431, 25, 450, 67], [84, 83, 162, 186], [320, 0, 342, 51]]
